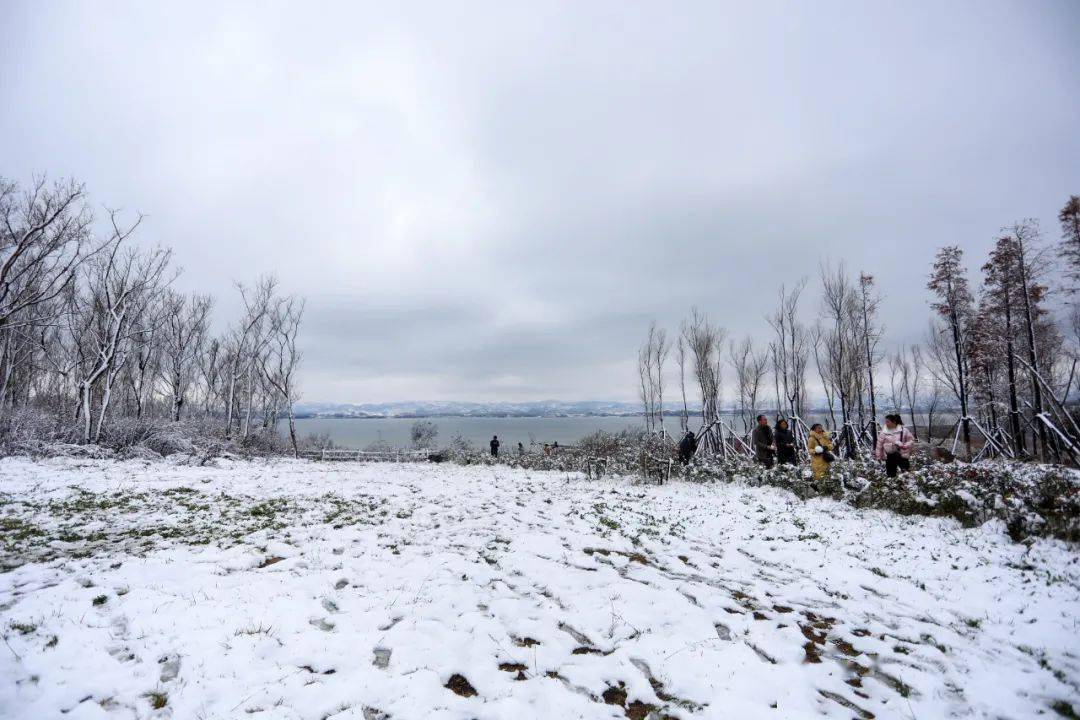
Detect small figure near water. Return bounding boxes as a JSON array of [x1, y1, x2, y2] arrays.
[[490, 435, 500, 457], [752, 415, 775, 468], [774, 418, 797, 465], [807, 423, 834, 480], [678, 430, 697, 465], [875, 414, 913, 478]]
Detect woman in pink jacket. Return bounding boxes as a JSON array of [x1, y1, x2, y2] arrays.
[[875, 414, 913, 477]]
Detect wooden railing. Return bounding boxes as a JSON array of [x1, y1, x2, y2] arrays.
[[297, 448, 431, 463]]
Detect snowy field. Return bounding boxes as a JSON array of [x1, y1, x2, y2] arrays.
[[1, 457, 1078, 720]]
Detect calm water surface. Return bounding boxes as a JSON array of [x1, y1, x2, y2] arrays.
[[287, 416, 646, 449], [285, 412, 962, 449]]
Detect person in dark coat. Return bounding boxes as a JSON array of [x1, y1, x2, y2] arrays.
[[678, 430, 698, 464], [774, 418, 797, 465], [751, 414, 775, 468], [490, 435, 500, 457], [517, 442, 525, 456]]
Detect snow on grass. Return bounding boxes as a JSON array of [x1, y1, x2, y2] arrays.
[[1, 456, 1078, 719]]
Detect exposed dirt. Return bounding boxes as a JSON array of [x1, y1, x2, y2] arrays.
[[444, 673, 477, 697], [602, 685, 627, 706], [498, 662, 527, 680], [513, 636, 541, 647]]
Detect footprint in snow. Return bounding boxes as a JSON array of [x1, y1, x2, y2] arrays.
[[309, 618, 335, 632], [159, 654, 181, 682]]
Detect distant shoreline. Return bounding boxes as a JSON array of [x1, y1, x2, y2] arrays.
[[292, 413, 646, 420]]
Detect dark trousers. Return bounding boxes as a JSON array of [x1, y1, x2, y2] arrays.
[[757, 454, 774, 469], [885, 452, 910, 478]]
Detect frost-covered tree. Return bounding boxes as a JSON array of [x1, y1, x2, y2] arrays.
[[262, 296, 304, 455], [1058, 195, 1080, 294], [681, 308, 726, 452], [161, 291, 213, 421], [410, 420, 439, 450], [927, 246, 975, 459]]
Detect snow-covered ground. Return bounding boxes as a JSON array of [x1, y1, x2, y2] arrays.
[[1, 457, 1078, 720]]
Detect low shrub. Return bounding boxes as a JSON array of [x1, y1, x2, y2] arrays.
[[443, 430, 1080, 543]]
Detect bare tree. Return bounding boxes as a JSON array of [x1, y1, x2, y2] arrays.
[[682, 308, 726, 451], [729, 336, 767, 432], [69, 215, 172, 443], [0, 176, 311, 454], [1004, 220, 1053, 459], [900, 345, 924, 438], [410, 420, 439, 450], [0, 178, 94, 330], [676, 335, 689, 431], [927, 246, 974, 459], [651, 323, 670, 435], [982, 235, 1027, 455], [161, 291, 213, 421], [224, 276, 276, 438], [857, 273, 884, 443], [637, 322, 670, 435], [766, 279, 810, 420], [924, 376, 942, 444], [637, 339, 655, 432], [1058, 195, 1080, 294], [262, 296, 304, 455], [818, 263, 863, 455]]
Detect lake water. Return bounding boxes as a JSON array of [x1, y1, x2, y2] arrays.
[[285, 412, 964, 450], [288, 416, 646, 449]]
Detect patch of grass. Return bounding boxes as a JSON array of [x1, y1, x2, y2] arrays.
[[234, 623, 274, 636], [8, 621, 36, 635], [0, 516, 46, 555], [249, 498, 288, 519], [599, 516, 620, 531], [1051, 700, 1079, 719], [92, 594, 108, 606], [144, 691, 168, 709]]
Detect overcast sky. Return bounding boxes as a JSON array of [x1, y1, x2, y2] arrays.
[[2, 1, 1078, 403]]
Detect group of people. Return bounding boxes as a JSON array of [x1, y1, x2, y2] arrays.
[[678, 412, 915, 479], [489, 436, 559, 458]]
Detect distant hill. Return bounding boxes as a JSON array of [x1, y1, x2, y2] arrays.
[[293, 400, 651, 419]]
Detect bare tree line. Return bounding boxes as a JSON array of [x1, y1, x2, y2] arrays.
[[638, 195, 1080, 464], [0, 177, 306, 455]]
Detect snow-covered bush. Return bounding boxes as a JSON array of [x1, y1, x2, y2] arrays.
[[410, 420, 439, 450], [444, 431, 1079, 543]]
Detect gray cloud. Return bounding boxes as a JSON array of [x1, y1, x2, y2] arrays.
[[3, 0, 1078, 401]]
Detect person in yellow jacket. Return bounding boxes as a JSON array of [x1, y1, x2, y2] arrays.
[[807, 423, 834, 480]]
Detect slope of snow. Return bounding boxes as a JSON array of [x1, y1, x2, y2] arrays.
[[0, 456, 1077, 719]]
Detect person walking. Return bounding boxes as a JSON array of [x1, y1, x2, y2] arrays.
[[875, 414, 913, 477], [678, 430, 698, 464], [774, 418, 797, 465], [517, 441, 525, 456], [751, 415, 775, 468], [490, 435, 500, 457], [807, 423, 834, 480]]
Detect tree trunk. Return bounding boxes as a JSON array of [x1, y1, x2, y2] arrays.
[[1001, 283, 1025, 456], [287, 406, 298, 457], [948, 306, 972, 459]]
